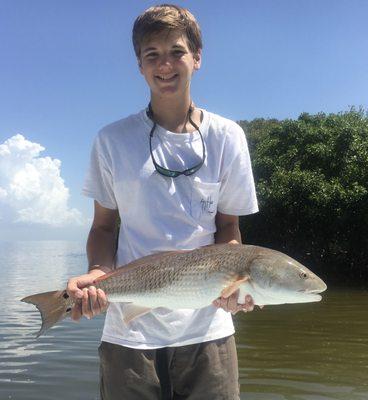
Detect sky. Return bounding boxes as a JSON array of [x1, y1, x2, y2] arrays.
[[0, 0, 367, 241]]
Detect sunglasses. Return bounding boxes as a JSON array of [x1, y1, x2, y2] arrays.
[[147, 103, 206, 178]]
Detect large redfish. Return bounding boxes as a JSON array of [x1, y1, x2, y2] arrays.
[[21, 244, 327, 337]]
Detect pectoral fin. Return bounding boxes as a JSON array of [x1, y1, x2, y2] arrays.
[[123, 304, 152, 324], [221, 276, 250, 299]]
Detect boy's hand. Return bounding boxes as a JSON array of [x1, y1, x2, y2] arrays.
[[212, 290, 263, 314], [66, 268, 109, 321]]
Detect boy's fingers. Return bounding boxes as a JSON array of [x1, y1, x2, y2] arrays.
[[241, 295, 254, 312], [212, 292, 238, 313], [88, 286, 98, 316], [69, 287, 107, 321], [227, 292, 238, 313], [222, 297, 232, 312], [97, 289, 109, 311], [66, 278, 83, 299], [213, 293, 257, 315], [213, 297, 226, 310], [67, 275, 93, 300], [80, 287, 108, 319], [65, 272, 109, 321], [71, 300, 82, 321], [82, 288, 92, 319], [66, 272, 103, 300], [212, 298, 220, 307]]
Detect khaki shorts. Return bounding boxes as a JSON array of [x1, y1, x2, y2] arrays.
[[99, 335, 240, 400]]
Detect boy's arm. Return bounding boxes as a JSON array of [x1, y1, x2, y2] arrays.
[[213, 211, 255, 314], [67, 201, 119, 320], [214, 211, 242, 245], [86, 201, 120, 271]]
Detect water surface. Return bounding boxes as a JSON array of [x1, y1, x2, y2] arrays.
[[0, 241, 367, 399]]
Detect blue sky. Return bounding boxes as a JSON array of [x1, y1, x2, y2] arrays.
[[0, 0, 367, 240]]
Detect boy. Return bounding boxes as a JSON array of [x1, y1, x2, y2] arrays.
[[67, 4, 258, 399]]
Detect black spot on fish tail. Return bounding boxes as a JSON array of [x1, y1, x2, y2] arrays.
[[63, 292, 69, 299], [21, 290, 71, 337]]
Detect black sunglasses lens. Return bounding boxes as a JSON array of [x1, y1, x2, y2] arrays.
[[167, 170, 179, 178], [184, 161, 203, 176], [156, 165, 180, 178], [184, 168, 196, 176], [149, 111, 205, 178]]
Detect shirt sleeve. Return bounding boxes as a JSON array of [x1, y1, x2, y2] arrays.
[[217, 123, 259, 216], [82, 132, 118, 210]]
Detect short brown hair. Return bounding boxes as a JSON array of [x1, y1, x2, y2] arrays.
[[132, 4, 202, 59]]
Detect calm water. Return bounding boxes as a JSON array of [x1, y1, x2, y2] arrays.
[[1, 241, 367, 400]]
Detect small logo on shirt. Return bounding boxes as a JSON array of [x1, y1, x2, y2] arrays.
[[200, 196, 215, 214]]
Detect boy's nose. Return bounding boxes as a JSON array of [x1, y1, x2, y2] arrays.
[[157, 54, 173, 69]]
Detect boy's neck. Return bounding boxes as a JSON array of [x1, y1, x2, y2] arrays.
[[149, 95, 201, 133]]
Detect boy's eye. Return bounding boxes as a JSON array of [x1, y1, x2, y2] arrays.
[[145, 53, 158, 59], [173, 50, 185, 56]]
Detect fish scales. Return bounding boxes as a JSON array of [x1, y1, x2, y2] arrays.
[[100, 245, 247, 290], [21, 244, 327, 337], [95, 245, 242, 307]]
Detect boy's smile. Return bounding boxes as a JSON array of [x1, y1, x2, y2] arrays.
[[156, 73, 178, 82], [139, 30, 201, 98]]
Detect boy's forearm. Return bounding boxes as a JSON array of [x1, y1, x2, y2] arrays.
[[86, 226, 118, 272], [214, 221, 242, 245]]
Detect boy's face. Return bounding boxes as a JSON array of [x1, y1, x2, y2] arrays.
[[138, 30, 201, 98]]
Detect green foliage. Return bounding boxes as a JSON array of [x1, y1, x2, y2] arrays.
[[238, 109, 368, 285]]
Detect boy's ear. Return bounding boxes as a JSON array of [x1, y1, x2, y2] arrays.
[[138, 58, 143, 74], [194, 49, 202, 70]]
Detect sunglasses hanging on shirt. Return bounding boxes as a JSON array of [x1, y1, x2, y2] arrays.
[[147, 102, 206, 178]]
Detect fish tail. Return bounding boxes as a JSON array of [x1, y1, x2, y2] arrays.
[[21, 290, 72, 337]]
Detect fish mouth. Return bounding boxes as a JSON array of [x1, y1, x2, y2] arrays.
[[308, 293, 322, 302], [297, 288, 325, 302], [299, 282, 327, 294], [299, 288, 325, 294], [307, 288, 326, 294], [295, 291, 322, 302]]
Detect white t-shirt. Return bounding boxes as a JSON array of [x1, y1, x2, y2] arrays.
[[82, 108, 258, 349]]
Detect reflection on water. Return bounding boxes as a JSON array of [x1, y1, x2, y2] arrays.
[[236, 290, 368, 399], [0, 241, 367, 400], [0, 241, 102, 400]]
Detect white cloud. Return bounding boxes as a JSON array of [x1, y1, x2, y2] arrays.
[[0, 134, 84, 227]]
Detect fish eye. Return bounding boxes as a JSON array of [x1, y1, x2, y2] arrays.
[[300, 271, 308, 279]]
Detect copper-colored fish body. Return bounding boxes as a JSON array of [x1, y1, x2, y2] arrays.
[[21, 244, 327, 336]]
